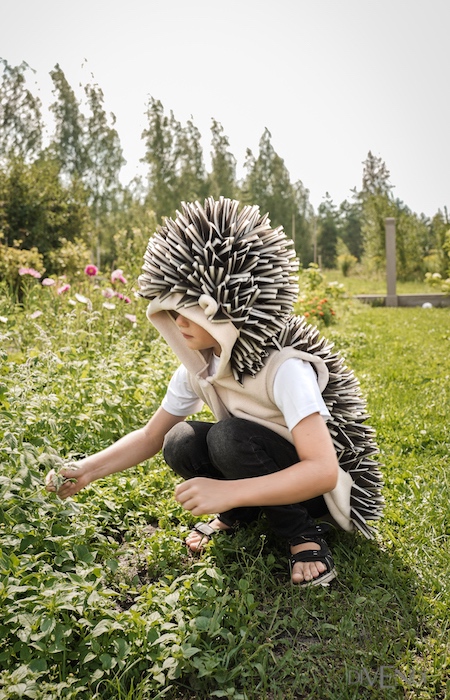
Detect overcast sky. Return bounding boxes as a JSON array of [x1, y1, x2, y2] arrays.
[[1, 0, 449, 218]]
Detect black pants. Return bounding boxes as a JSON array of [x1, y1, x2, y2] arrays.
[[163, 417, 328, 543]]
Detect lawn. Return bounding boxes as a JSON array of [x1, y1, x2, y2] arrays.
[[0, 279, 449, 699]]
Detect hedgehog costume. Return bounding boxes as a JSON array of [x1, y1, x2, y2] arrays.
[[138, 196, 384, 584]]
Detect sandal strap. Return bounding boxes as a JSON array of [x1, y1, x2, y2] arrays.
[[289, 523, 334, 571], [192, 520, 235, 539], [290, 548, 334, 569], [193, 522, 218, 538], [288, 522, 332, 548]]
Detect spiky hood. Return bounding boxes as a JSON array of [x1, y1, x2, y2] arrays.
[[138, 196, 299, 380]]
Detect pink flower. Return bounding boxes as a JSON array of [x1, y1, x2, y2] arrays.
[[57, 283, 71, 295], [116, 293, 131, 303], [111, 269, 127, 284], [30, 310, 43, 319], [84, 264, 99, 277], [102, 288, 116, 299], [19, 267, 41, 278], [125, 314, 137, 323], [41, 278, 56, 286]]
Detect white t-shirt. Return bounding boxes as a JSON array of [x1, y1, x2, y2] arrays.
[[161, 355, 330, 430]]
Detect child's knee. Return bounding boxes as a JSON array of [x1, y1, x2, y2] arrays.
[[162, 422, 194, 468], [207, 418, 247, 467]]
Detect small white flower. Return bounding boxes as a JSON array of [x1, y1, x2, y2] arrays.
[[30, 310, 43, 319], [75, 293, 93, 311], [75, 293, 89, 304], [0, 316, 8, 323], [103, 302, 116, 310]]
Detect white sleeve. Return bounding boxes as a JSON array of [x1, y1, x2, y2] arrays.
[[161, 364, 204, 417], [273, 358, 331, 431]]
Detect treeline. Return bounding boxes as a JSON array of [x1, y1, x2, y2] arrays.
[[0, 59, 449, 282]]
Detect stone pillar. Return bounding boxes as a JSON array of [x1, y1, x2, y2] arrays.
[[385, 218, 398, 307]]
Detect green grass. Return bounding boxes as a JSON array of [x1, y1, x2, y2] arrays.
[[0, 281, 449, 699], [324, 268, 433, 296]]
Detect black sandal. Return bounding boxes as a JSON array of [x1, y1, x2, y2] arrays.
[[289, 523, 337, 587]]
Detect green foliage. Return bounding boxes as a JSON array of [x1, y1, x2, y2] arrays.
[[294, 263, 345, 326], [317, 193, 339, 268], [352, 151, 432, 280], [46, 237, 92, 277], [1, 61, 449, 284], [425, 272, 450, 295], [0, 156, 89, 265], [339, 199, 363, 261], [175, 118, 208, 205], [336, 252, 358, 278], [0, 60, 43, 163], [0, 275, 449, 698], [208, 119, 237, 200], [427, 211, 450, 276], [424, 230, 450, 293], [0, 236, 43, 290], [48, 63, 87, 179], [241, 129, 296, 237], [240, 129, 314, 262], [83, 80, 125, 213], [141, 98, 181, 221]]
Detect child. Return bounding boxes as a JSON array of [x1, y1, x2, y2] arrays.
[[46, 197, 383, 586]]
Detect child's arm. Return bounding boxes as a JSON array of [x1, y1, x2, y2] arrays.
[[46, 407, 185, 499], [174, 412, 338, 514]]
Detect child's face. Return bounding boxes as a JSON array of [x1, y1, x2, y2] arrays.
[[174, 314, 221, 356]]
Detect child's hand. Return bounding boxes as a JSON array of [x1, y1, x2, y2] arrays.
[[45, 464, 89, 499], [174, 477, 237, 516]]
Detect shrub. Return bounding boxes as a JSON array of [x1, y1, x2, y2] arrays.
[[424, 231, 450, 294], [297, 295, 336, 325], [0, 236, 44, 293], [295, 264, 345, 325], [46, 237, 92, 277], [337, 252, 357, 277]]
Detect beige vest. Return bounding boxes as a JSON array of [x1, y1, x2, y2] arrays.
[[188, 347, 354, 532], [189, 347, 328, 443]]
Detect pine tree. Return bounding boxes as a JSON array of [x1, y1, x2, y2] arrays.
[[339, 199, 363, 260], [317, 193, 339, 268]]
